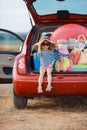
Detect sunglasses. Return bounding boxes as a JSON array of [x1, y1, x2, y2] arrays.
[[42, 43, 49, 46]]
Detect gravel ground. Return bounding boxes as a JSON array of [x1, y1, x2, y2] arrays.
[[0, 84, 87, 130]]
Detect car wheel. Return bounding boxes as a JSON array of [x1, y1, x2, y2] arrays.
[[13, 89, 27, 109]]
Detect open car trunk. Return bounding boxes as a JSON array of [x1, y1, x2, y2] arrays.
[[30, 23, 87, 74]]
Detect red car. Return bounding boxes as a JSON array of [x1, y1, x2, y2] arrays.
[[12, 0, 87, 108]]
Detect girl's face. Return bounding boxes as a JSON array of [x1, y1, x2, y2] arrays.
[[41, 40, 50, 50]]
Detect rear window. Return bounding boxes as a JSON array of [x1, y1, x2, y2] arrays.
[[33, 0, 87, 15]]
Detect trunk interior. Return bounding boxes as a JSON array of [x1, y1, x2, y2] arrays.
[[30, 23, 87, 74]]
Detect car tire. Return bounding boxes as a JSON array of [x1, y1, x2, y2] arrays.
[[13, 89, 27, 109]]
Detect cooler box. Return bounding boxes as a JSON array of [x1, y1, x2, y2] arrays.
[[33, 52, 40, 71]]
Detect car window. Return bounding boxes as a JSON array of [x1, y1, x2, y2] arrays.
[[0, 31, 23, 52], [33, 0, 87, 15]]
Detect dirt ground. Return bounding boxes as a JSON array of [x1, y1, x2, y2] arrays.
[[0, 84, 87, 130]]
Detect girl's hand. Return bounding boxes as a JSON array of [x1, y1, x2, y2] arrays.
[[38, 39, 44, 46], [48, 64, 52, 68], [51, 60, 54, 66], [48, 61, 54, 67]]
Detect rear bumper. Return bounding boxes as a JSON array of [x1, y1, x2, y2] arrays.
[[13, 72, 87, 97]]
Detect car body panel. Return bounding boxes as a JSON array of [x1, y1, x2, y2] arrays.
[[13, 72, 87, 97]]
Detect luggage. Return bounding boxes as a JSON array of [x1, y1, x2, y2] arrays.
[[33, 51, 40, 71]]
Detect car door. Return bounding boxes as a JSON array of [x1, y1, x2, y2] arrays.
[[0, 29, 24, 83]]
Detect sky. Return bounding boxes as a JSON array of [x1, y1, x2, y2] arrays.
[[0, 0, 31, 33], [0, 0, 86, 33]]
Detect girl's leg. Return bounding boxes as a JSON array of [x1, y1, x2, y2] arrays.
[[38, 66, 46, 93], [46, 67, 52, 91]]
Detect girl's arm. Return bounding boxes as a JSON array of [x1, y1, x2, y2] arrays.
[[38, 44, 41, 54], [51, 60, 54, 66], [37, 39, 44, 54]]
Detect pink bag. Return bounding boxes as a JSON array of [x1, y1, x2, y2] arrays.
[[69, 50, 81, 64]]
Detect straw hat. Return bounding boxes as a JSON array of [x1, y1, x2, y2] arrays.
[[32, 36, 56, 51]]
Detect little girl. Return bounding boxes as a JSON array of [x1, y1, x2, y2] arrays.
[[32, 36, 56, 93]]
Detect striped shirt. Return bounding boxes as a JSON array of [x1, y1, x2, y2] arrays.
[[39, 50, 54, 66]]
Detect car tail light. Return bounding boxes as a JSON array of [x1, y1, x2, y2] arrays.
[[17, 56, 26, 74]]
